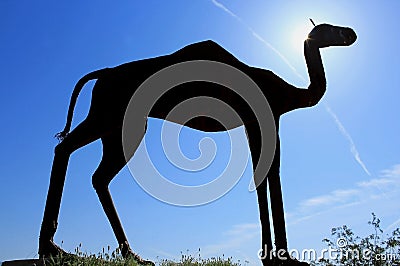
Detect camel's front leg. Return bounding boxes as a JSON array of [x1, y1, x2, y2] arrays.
[[256, 185, 274, 265], [245, 124, 274, 264], [39, 147, 71, 257], [39, 120, 103, 258]]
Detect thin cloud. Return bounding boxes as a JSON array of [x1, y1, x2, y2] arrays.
[[289, 200, 363, 226], [300, 188, 360, 209], [381, 164, 400, 178], [325, 104, 371, 176], [357, 178, 395, 188], [225, 223, 260, 236], [201, 223, 259, 260], [380, 164, 400, 232], [153, 249, 180, 261], [290, 164, 400, 225], [385, 217, 400, 232], [203, 223, 259, 252]]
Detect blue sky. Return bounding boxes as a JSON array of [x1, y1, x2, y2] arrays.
[[1, 1, 400, 264]]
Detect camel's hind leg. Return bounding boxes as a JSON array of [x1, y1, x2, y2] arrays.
[[39, 119, 107, 257], [92, 125, 152, 264], [91, 132, 131, 254]]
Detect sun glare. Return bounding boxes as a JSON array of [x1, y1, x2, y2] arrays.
[[290, 23, 313, 53]]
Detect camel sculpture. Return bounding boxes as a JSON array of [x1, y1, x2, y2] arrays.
[[39, 22, 356, 265]]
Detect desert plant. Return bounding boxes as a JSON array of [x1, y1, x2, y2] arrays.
[[47, 244, 139, 266], [158, 249, 240, 266], [47, 246, 239, 266], [312, 213, 400, 266]]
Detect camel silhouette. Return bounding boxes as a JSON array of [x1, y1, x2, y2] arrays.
[[39, 23, 356, 265]]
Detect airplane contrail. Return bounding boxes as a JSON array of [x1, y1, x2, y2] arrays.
[[210, 0, 306, 82], [325, 104, 371, 176], [210, 0, 372, 177]]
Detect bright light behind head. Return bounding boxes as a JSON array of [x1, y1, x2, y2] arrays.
[[290, 23, 313, 53]]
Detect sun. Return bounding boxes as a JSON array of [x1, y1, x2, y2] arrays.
[[290, 22, 313, 53]]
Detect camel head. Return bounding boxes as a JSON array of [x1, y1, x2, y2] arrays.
[[307, 20, 357, 48]]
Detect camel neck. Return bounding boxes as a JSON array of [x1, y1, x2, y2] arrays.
[[304, 40, 326, 90]]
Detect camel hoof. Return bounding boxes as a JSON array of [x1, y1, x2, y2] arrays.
[[38, 239, 67, 258], [125, 251, 155, 266], [120, 242, 154, 265], [274, 257, 310, 266]]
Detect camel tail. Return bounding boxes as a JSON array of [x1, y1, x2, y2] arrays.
[[55, 68, 110, 141]]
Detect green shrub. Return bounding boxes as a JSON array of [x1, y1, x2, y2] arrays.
[[312, 213, 400, 266], [159, 252, 240, 266], [48, 244, 139, 266], [47, 245, 240, 266]]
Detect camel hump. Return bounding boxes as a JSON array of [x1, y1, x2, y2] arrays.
[[172, 40, 242, 66], [183, 39, 225, 51]]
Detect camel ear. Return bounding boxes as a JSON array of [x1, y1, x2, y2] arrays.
[[55, 131, 68, 142]]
